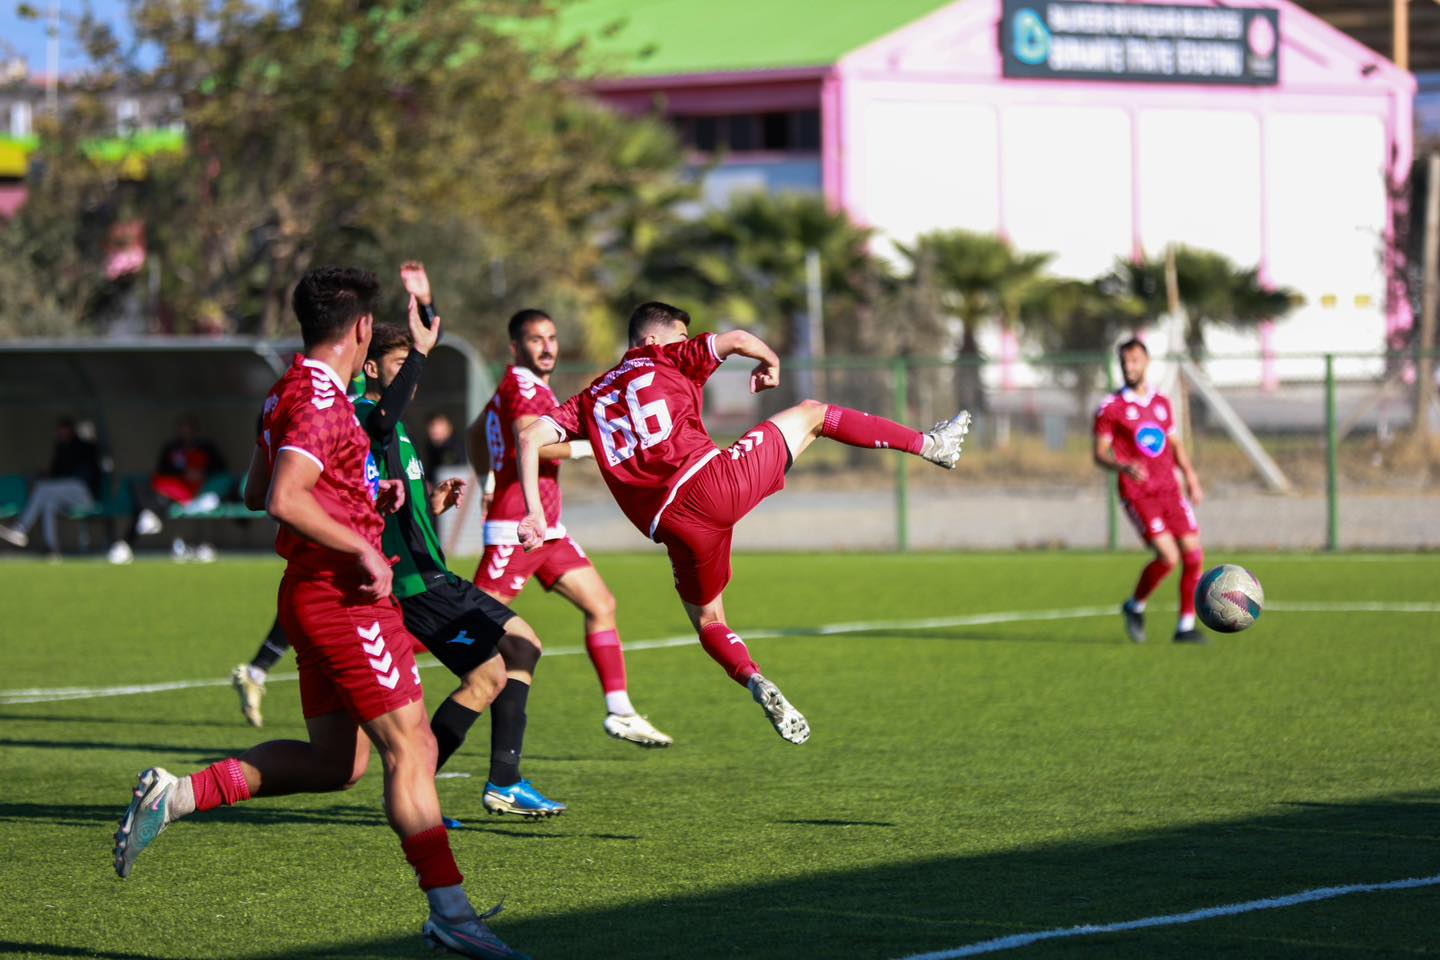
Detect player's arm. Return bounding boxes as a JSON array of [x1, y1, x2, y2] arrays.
[[464, 413, 496, 514], [513, 414, 591, 462], [266, 450, 392, 600], [712, 330, 780, 393], [243, 445, 271, 511], [363, 298, 439, 442], [516, 417, 565, 552], [1169, 433, 1204, 505], [1093, 431, 1147, 484]]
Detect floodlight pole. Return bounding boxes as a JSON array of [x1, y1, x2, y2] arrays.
[[1417, 151, 1440, 436]]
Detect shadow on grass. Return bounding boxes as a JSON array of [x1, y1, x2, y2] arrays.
[[0, 942, 157, 959], [13, 793, 1440, 959]]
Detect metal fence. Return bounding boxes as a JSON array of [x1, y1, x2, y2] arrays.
[[440, 349, 1440, 555]]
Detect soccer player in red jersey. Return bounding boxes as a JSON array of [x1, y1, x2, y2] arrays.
[[515, 302, 971, 744], [113, 267, 529, 960], [470, 309, 673, 749], [1093, 338, 1207, 644]]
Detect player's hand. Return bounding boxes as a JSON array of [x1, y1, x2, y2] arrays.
[[430, 477, 465, 515], [1185, 471, 1205, 505], [481, 492, 494, 515], [517, 511, 546, 552], [399, 260, 432, 305], [1121, 462, 1147, 483], [355, 547, 394, 603], [406, 295, 441, 356], [750, 361, 779, 393], [375, 478, 406, 515]]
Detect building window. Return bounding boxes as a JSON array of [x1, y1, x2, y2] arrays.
[[8, 100, 32, 137], [116, 98, 140, 134], [674, 109, 821, 154]]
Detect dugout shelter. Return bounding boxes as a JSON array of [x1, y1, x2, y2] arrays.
[[0, 337, 491, 549]]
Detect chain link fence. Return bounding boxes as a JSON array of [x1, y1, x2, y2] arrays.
[[441, 350, 1440, 556]]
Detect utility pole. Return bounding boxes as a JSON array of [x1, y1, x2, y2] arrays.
[[1418, 151, 1440, 436], [45, 0, 60, 115], [1395, 0, 1410, 71]]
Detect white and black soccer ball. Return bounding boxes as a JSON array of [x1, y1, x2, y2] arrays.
[[1195, 564, 1265, 633]]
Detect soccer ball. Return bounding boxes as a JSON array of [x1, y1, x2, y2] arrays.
[[1195, 564, 1265, 633]]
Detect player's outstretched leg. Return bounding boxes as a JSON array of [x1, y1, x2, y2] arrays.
[[693, 614, 809, 745], [767, 400, 971, 470], [114, 756, 255, 878], [483, 625, 565, 818], [552, 565, 673, 748]]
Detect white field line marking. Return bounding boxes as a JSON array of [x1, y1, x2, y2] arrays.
[[3, 601, 1436, 707], [895, 872, 1440, 960]]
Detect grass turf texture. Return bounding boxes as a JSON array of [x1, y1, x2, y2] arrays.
[[0, 552, 1436, 959]]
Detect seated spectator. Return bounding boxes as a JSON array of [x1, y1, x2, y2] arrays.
[[108, 415, 227, 564], [423, 411, 466, 479], [0, 418, 103, 558]]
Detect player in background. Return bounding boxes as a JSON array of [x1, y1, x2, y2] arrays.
[[516, 302, 971, 744], [113, 267, 530, 960], [470, 309, 673, 749], [1093, 338, 1206, 644]]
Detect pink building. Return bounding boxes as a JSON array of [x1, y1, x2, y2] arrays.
[[581, 0, 1415, 373]]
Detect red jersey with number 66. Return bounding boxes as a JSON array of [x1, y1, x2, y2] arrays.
[[257, 355, 384, 580], [1093, 387, 1180, 501], [542, 334, 723, 540], [482, 365, 565, 544]]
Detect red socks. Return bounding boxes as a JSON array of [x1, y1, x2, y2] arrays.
[[1180, 549, 1204, 616], [585, 629, 628, 694], [820, 406, 923, 455], [1133, 556, 1175, 603], [402, 825, 464, 891], [190, 758, 252, 813], [698, 622, 759, 686]]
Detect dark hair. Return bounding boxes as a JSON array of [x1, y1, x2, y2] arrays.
[[628, 301, 691, 346], [1117, 338, 1149, 358], [508, 309, 552, 342], [367, 322, 412, 363], [292, 267, 380, 348]]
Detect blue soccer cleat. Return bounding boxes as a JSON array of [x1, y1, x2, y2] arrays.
[[114, 766, 179, 878], [423, 904, 530, 959], [481, 779, 566, 819]]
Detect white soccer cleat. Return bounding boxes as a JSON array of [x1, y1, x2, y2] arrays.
[[748, 676, 810, 745], [231, 664, 266, 727], [193, 543, 218, 564], [106, 541, 133, 565], [921, 410, 972, 469], [114, 766, 179, 879], [0, 524, 28, 548], [136, 509, 163, 536], [603, 713, 674, 748]]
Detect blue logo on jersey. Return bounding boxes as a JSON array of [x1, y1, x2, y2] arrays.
[[364, 452, 381, 500], [1136, 424, 1167, 458]]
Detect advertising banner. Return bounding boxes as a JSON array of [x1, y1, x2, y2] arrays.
[[1001, 1, 1280, 86]]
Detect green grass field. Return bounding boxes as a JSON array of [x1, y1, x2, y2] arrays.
[[0, 552, 1437, 959]]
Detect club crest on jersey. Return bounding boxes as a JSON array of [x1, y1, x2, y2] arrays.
[[406, 458, 424, 481], [1135, 423, 1167, 458], [262, 394, 279, 417], [364, 452, 381, 499], [1125, 406, 1140, 420]]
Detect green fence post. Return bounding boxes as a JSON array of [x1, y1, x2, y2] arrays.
[[1105, 361, 1118, 551], [894, 357, 909, 553], [1325, 353, 1339, 551]]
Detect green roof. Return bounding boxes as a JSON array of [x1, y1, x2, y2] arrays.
[[559, 0, 953, 78]]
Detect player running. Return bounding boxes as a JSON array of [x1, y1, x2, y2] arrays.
[[113, 267, 530, 959], [470, 309, 672, 749], [515, 302, 971, 744], [1093, 338, 1206, 644]]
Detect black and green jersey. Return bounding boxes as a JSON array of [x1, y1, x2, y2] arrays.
[[355, 391, 450, 600]]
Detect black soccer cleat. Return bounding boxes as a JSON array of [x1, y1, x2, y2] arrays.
[[1121, 602, 1146, 644], [1172, 628, 1207, 644]]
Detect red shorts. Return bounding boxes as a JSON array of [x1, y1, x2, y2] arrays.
[[1124, 491, 1200, 543], [474, 536, 592, 601], [654, 421, 789, 606], [276, 575, 424, 723]]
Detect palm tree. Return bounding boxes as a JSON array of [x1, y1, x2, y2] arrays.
[[1019, 274, 1145, 416]]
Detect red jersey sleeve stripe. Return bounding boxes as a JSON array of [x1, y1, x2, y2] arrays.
[[277, 445, 325, 472]]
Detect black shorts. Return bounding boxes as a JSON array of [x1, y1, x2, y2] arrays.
[[400, 576, 514, 677]]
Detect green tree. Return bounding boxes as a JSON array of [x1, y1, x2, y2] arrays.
[[1019, 274, 1145, 415], [1115, 246, 1299, 357]]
